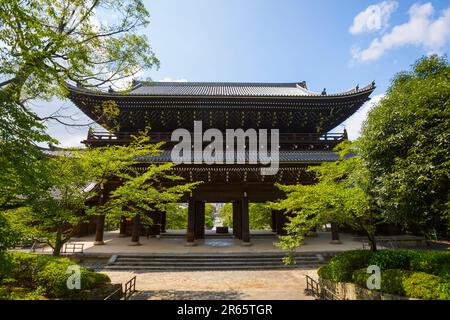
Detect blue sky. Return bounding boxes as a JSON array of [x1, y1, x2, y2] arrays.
[[36, 0, 450, 147]]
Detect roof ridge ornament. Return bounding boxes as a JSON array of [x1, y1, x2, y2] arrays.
[[321, 88, 327, 96]]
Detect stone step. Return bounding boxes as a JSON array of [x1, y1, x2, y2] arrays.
[[115, 256, 319, 262], [112, 260, 321, 266], [102, 264, 323, 271], [114, 253, 320, 259]]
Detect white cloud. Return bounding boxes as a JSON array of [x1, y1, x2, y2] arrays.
[[332, 94, 384, 140], [158, 77, 188, 82], [352, 3, 450, 62], [349, 1, 398, 35]]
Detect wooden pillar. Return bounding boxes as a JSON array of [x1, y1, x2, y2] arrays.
[[161, 212, 167, 233], [119, 216, 127, 237], [94, 186, 108, 245], [241, 196, 250, 244], [131, 214, 141, 245], [233, 201, 242, 240], [232, 203, 238, 236], [271, 211, 277, 233], [276, 211, 288, 236], [195, 201, 205, 239], [148, 211, 162, 237], [94, 215, 106, 245], [186, 198, 196, 245], [330, 223, 342, 244]]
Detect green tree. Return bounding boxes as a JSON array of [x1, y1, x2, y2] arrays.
[[0, 0, 159, 249], [360, 55, 450, 238], [7, 154, 94, 256], [165, 204, 188, 230], [272, 142, 379, 263], [83, 134, 200, 242], [217, 202, 272, 230]]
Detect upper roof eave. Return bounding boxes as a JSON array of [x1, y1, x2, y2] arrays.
[[66, 81, 376, 100]]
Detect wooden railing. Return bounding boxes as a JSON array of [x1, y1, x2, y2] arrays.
[[61, 243, 84, 254], [123, 276, 137, 300], [305, 275, 341, 300], [104, 276, 137, 301], [85, 131, 346, 146]]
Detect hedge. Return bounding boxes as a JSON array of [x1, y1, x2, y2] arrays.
[[0, 252, 111, 299], [317, 250, 372, 282], [320, 249, 450, 300]]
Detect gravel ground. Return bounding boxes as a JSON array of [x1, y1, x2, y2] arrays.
[[102, 269, 318, 300]]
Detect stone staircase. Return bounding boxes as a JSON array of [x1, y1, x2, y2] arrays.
[[103, 252, 328, 271]]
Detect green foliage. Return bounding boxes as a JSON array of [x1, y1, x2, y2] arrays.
[[0, 0, 159, 253], [84, 133, 200, 232], [5, 154, 94, 256], [165, 204, 188, 230], [380, 269, 410, 296], [402, 271, 444, 300], [320, 250, 372, 282], [409, 251, 450, 276], [0, 252, 111, 299], [204, 203, 215, 229], [0, 0, 159, 101], [368, 250, 420, 271], [273, 142, 379, 256], [360, 55, 450, 236], [217, 202, 272, 230], [323, 250, 450, 300]]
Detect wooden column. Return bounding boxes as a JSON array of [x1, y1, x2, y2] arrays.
[[233, 201, 242, 240], [232, 203, 238, 236], [161, 212, 167, 233], [186, 198, 196, 245], [276, 211, 288, 236], [271, 211, 277, 233], [149, 211, 162, 237], [131, 214, 141, 245], [330, 223, 342, 244], [195, 201, 205, 239], [94, 186, 109, 245], [94, 215, 106, 245], [241, 196, 250, 244], [119, 216, 127, 237]]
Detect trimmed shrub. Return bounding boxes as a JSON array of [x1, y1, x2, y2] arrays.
[[381, 269, 410, 296], [368, 250, 419, 271], [317, 266, 331, 280], [1, 252, 111, 299], [351, 268, 370, 288], [321, 250, 372, 282], [409, 251, 450, 276], [402, 271, 442, 300]]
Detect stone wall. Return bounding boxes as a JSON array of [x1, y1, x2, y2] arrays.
[[319, 278, 417, 300]]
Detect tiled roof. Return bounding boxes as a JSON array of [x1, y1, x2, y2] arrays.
[[139, 150, 341, 163], [129, 81, 315, 97]]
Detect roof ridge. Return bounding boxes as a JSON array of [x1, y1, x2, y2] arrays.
[[135, 81, 304, 88]]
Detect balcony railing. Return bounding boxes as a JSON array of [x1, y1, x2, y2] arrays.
[[85, 131, 346, 146]]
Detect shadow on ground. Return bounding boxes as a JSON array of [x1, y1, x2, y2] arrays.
[[131, 290, 244, 300]]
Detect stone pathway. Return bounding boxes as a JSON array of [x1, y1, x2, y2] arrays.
[[103, 269, 317, 300]]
